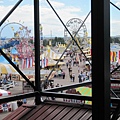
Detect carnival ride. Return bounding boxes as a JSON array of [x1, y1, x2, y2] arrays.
[[0, 22, 34, 64], [64, 18, 88, 49]]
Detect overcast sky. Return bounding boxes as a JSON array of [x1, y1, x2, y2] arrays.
[[0, 0, 120, 38]]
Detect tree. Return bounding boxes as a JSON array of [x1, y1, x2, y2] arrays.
[[110, 37, 120, 44], [43, 40, 49, 46], [53, 37, 65, 44], [51, 39, 56, 46]]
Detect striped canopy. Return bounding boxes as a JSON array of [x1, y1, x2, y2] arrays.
[[0, 63, 16, 74]]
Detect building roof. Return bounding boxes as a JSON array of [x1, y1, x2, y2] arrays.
[[3, 100, 92, 120]]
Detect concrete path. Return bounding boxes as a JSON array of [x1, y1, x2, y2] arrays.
[[53, 56, 85, 86]]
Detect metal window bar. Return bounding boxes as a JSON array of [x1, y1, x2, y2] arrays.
[[34, 0, 41, 105], [0, 0, 23, 26], [92, 0, 110, 119], [0, 92, 39, 104]]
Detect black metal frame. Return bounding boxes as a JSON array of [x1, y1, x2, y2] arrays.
[[0, 92, 39, 104], [34, 0, 41, 105], [92, 0, 110, 119], [0, 0, 120, 119]]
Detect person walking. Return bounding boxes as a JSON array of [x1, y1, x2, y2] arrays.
[[78, 66, 80, 73], [78, 73, 82, 83], [70, 73, 72, 82], [66, 62, 68, 68], [80, 71, 84, 82], [62, 71, 65, 79], [72, 73, 75, 82]]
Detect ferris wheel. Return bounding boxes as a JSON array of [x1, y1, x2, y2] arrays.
[[64, 18, 88, 48], [0, 22, 31, 41], [0, 22, 33, 58]]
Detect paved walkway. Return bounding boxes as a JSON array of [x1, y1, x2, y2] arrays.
[[53, 56, 85, 86]]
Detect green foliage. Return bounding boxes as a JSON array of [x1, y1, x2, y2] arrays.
[[52, 37, 66, 46], [110, 37, 120, 43], [28, 39, 33, 44], [43, 37, 66, 47], [43, 39, 49, 46]]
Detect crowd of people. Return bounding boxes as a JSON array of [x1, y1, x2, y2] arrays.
[[42, 49, 92, 103], [66, 50, 92, 83]]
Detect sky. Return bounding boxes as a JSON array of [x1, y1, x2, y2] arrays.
[[0, 0, 120, 39]]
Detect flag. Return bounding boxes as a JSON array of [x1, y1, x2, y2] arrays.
[[44, 57, 46, 67], [42, 59, 44, 68], [110, 51, 113, 62], [119, 51, 120, 60], [112, 51, 114, 62], [26, 58, 30, 68], [28, 58, 30, 68], [30, 57, 33, 67], [116, 52, 118, 62], [46, 59, 48, 66], [113, 52, 116, 62], [22, 59, 26, 69], [22, 59, 24, 69]]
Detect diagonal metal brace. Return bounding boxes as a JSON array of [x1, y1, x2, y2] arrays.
[[0, 49, 36, 90], [111, 102, 120, 120], [0, 0, 23, 26]]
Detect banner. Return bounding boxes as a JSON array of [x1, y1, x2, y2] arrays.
[[22, 59, 26, 69], [26, 58, 30, 68], [110, 51, 113, 62], [42, 59, 44, 68], [44, 57, 46, 67], [46, 59, 48, 66], [30, 57, 33, 67]]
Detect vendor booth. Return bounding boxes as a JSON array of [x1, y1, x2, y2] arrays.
[[19, 70, 56, 93]]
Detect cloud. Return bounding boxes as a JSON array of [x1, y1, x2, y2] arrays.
[[50, 0, 65, 8], [110, 20, 120, 36], [0, 1, 91, 38], [1, 0, 120, 38], [0, 0, 3, 3], [115, 1, 120, 7], [40, 1, 84, 37], [0, 4, 35, 36]]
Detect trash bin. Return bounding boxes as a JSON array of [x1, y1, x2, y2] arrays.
[[12, 101, 18, 111]]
